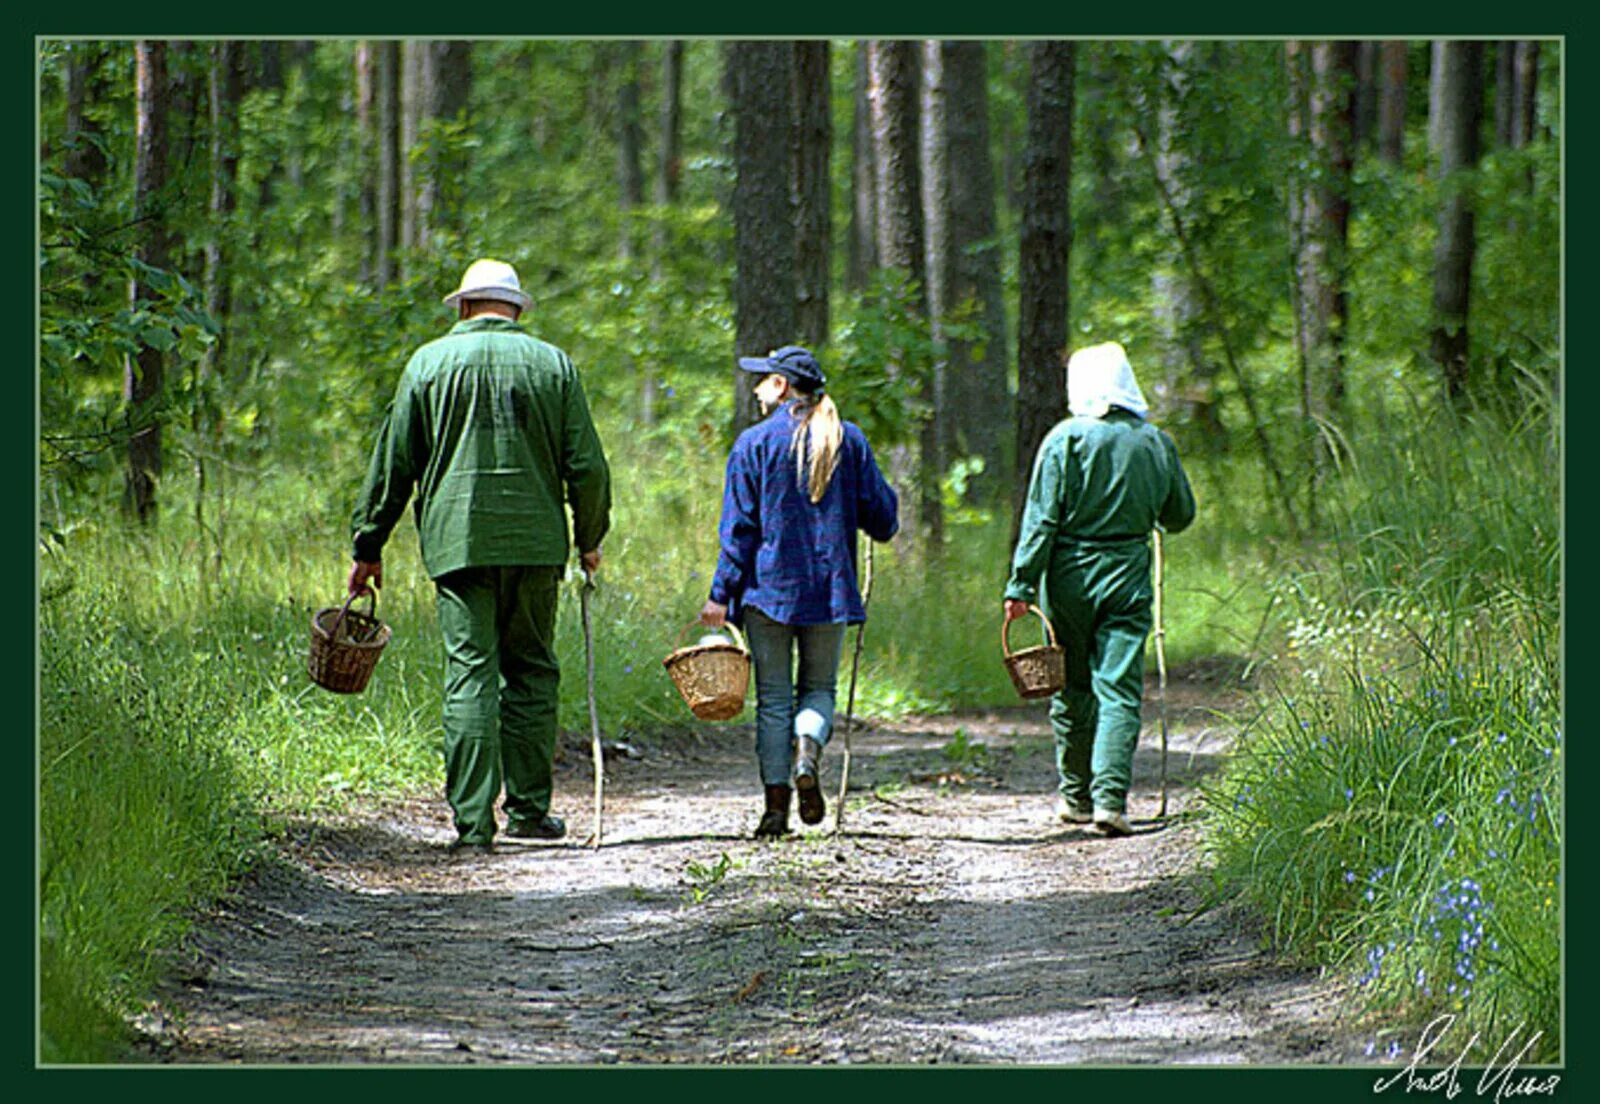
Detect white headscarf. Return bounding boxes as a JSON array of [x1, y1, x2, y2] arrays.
[[1067, 341, 1148, 420]]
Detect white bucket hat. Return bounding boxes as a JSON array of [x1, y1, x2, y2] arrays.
[[1067, 341, 1148, 420], [442, 258, 532, 310]]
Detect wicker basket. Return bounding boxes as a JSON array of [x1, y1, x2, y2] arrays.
[[1002, 605, 1065, 699], [308, 588, 392, 694], [663, 620, 750, 721]]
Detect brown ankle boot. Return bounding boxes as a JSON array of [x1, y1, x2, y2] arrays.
[[754, 784, 791, 839]]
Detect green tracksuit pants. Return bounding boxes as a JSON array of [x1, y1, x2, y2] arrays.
[[1043, 539, 1153, 815], [434, 565, 562, 844]]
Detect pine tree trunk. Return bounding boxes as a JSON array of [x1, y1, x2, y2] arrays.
[[943, 41, 1010, 500], [792, 40, 832, 348], [1494, 41, 1516, 148], [1512, 41, 1540, 148], [1354, 40, 1379, 149], [205, 41, 243, 382], [615, 41, 644, 261], [1378, 40, 1408, 166], [426, 41, 472, 249], [729, 41, 797, 433], [919, 41, 951, 481], [1429, 40, 1484, 401], [642, 40, 686, 425], [63, 45, 109, 187], [375, 41, 401, 288], [355, 43, 377, 287], [846, 43, 878, 292], [869, 40, 939, 544], [1013, 41, 1074, 540], [125, 41, 169, 524], [400, 41, 428, 263]]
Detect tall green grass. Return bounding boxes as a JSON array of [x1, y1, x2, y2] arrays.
[[1201, 384, 1562, 1061]]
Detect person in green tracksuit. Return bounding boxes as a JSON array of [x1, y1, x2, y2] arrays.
[[1004, 341, 1195, 837], [348, 259, 612, 857]]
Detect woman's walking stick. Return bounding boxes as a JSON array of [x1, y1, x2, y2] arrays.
[[833, 540, 874, 835], [1152, 529, 1170, 819], [581, 568, 604, 849]]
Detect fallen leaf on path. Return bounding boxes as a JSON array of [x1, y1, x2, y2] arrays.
[[733, 970, 767, 1003]]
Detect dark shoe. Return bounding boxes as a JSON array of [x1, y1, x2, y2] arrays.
[[754, 784, 791, 839], [504, 814, 567, 841], [447, 839, 495, 857], [794, 736, 825, 824]]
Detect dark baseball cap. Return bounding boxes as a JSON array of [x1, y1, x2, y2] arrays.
[[737, 345, 826, 391]]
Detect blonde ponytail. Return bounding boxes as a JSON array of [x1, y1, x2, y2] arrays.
[[790, 393, 843, 504]]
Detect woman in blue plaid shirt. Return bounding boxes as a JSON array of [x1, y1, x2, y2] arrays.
[[700, 346, 900, 838]]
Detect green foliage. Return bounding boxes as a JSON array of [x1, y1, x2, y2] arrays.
[[1200, 395, 1561, 1059]]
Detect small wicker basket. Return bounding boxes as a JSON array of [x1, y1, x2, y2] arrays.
[[308, 588, 392, 694], [1002, 605, 1065, 699], [663, 620, 751, 721]]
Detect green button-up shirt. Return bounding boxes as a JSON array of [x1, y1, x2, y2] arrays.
[[1005, 411, 1195, 605], [351, 317, 611, 579]]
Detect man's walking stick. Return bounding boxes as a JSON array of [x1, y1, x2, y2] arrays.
[[833, 540, 874, 835], [1152, 529, 1170, 819], [581, 568, 604, 849]]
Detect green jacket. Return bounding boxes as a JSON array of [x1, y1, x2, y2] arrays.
[[1005, 411, 1195, 605], [351, 317, 611, 578]]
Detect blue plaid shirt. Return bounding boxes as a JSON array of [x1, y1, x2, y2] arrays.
[[709, 402, 899, 626]]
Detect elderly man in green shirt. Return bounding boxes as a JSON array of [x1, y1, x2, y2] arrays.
[[348, 259, 611, 856], [1004, 342, 1195, 837]]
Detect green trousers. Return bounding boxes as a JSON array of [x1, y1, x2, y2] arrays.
[[434, 565, 562, 844], [1043, 540, 1153, 814]]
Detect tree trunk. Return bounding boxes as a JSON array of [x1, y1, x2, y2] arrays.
[[1378, 40, 1408, 165], [1013, 41, 1074, 540], [919, 41, 951, 481], [355, 43, 377, 287], [1512, 40, 1540, 148], [205, 41, 243, 382], [942, 41, 1010, 500], [615, 40, 644, 261], [1353, 40, 1379, 150], [846, 43, 878, 292], [252, 42, 286, 213], [375, 41, 401, 288], [643, 39, 686, 424], [400, 41, 428, 261], [1429, 40, 1484, 401], [1494, 40, 1516, 148], [63, 45, 109, 187], [425, 41, 472, 249], [1151, 41, 1223, 443], [124, 41, 170, 524], [792, 40, 832, 348], [729, 41, 797, 434], [869, 40, 939, 544], [1294, 41, 1358, 516]]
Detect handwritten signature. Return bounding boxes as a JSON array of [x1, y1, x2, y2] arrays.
[[1373, 1015, 1560, 1102]]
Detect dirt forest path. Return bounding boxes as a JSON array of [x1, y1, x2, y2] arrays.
[[141, 669, 1368, 1066]]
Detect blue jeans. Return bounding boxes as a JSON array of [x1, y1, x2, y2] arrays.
[[743, 607, 847, 787]]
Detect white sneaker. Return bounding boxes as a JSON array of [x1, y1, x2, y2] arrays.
[[1054, 796, 1093, 823], [1093, 808, 1132, 836]]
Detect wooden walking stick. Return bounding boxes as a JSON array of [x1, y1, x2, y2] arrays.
[[1153, 529, 1171, 819], [833, 539, 875, 835], [581, 567, 604, 849]]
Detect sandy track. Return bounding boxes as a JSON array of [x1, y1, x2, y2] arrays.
[[140, 679, 1365, 1065]]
